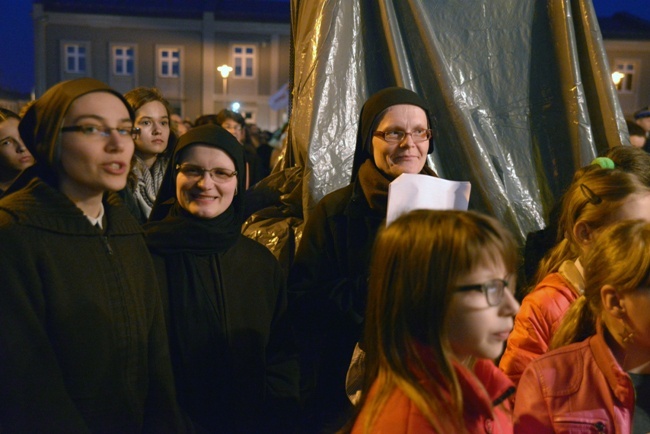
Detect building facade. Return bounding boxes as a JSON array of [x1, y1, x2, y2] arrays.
[[33, 1, 291, 131], [600, 13, 650, 117]]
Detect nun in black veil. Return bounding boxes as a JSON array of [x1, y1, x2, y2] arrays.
[[288, 87, 438, 431], [0, 77, 183, 432], [145, 123, 299, 433]]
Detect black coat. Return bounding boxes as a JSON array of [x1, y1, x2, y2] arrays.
[[288, 179, 384, 429], [0, 178, 182, 433], [151, 234, 299, 433]]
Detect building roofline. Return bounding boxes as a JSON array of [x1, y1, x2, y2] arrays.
[[36, 0, 289, 23], [598, 12, 650, 41]]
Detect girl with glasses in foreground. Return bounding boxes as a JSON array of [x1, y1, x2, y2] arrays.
[[514, 220, 650, 433], [342, 209, 520, 433]]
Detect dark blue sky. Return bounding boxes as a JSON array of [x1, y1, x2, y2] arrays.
[[1, 0, 648, 95], [0, 0, 34, 94]]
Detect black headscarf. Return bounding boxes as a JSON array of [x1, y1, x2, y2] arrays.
[[144, 124, 246, 254], [5, 78, 134, 195], [350, 87, 436, 181]]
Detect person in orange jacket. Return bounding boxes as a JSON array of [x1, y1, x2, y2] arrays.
[[500, 157, 650, 386], [341, 210, 520, 434], [514, 219, 650, 433]]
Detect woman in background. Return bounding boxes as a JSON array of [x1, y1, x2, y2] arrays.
[[343, 210, 519, 433], [0, 108, 34, 194], [123, 86, 174, 223]]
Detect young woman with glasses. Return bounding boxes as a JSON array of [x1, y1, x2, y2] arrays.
[[144, 123, 299, 432], [341, 209, 519, 433], [0, 78, 183, 432], [289, 86, 438, 431]]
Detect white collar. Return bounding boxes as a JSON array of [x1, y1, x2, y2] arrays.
[[86, 203, 105, 229]]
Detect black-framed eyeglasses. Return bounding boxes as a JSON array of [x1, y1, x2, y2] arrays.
[[373, 129, 432, 144], [456, 279, 510, 307], [61, 124, 141, 140], [176, 163, 238, 183]]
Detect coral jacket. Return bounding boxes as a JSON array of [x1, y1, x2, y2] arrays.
[[513, 321, 634, 433], [352, 357, 515, 434], [499, 261, 583, 386]]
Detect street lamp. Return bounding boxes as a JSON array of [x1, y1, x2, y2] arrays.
[[217, 64, 233, 94], [611, 71, 625, 88]]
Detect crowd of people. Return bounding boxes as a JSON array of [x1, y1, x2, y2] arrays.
[[1, 77, 649, 433]]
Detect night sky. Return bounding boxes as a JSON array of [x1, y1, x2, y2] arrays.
[[0, 0, 648, 95]]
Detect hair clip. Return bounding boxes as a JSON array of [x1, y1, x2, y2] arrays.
[[580, 183, 602, 205], [591, 157, 615, 170]]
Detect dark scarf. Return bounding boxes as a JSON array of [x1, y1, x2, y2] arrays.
[[357, 159, 390, 213], [144, 201, 240, 254], [146, 203, 235, 430], [357, 159, 438, 213]]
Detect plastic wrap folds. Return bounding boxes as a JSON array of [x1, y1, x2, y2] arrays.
[[285, 0, 628, 243]]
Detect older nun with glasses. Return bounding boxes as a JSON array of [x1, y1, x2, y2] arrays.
[[288, 87, 438, 431], [144, 123, 299, 433]]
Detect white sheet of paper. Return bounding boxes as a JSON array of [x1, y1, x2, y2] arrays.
[[386, 174, 471, 226]]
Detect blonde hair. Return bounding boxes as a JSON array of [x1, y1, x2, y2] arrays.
[[346, 210, 517, 433], [533, 165, 649, 285], [551, 220, 650, 349]]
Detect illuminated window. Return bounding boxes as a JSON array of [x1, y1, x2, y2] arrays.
[[159, 48, 181, 78], [613, 60, 638, 94], [65, 44, 87, 73], [113, 46, 135, 76], [232, 44, 256, 78]]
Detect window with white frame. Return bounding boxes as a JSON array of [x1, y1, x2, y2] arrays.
[[613, 59, 638, 94], [65, 43, 87, 73], [113, 46, 135, 76], [232, 45, 256, 79], [159, 48, 181, 78]]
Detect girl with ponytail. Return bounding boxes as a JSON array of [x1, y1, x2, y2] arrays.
[[514, 220, 650, 433], [500, 158, 650, 386]]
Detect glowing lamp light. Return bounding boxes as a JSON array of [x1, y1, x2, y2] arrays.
[[231, 102, 241, 112], [611, 71, 625, 86], [217, 64, 233, 79]]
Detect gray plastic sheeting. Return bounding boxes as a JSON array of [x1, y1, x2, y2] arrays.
[[286, 0, 628, 242]]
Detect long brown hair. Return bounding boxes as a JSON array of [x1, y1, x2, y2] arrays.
[[0, 107, 20, 123], [551, 220, 650, 349], [346, 210, 517, 433], [532, 164, 649, 285], [124, 86, 173, 155]]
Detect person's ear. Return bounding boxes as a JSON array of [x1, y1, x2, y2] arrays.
[[601, 284, 626, 319], [573, 221, 594, 248]]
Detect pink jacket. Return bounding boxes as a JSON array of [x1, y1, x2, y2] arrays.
[[352, 357, 515, 434], [499, 261, 583, 386], [513, 322, 635, 434]]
